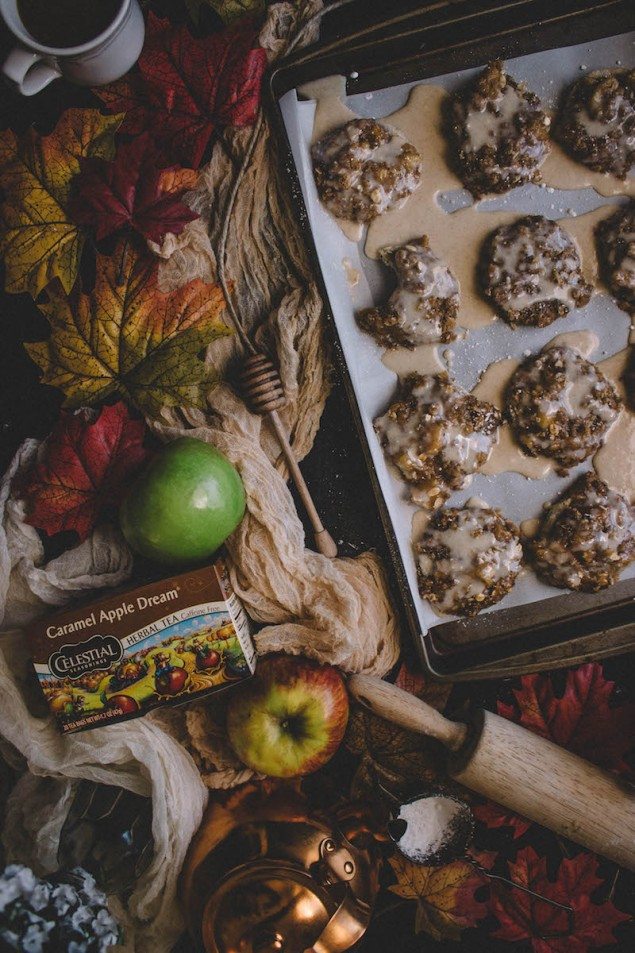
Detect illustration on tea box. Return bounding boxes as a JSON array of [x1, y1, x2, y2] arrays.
[[37, 610, 252, 732]]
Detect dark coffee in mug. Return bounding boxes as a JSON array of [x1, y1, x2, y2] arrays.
[[17, 0, 122, 48]]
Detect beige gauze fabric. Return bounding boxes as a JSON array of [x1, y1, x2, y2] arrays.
[[154, 2, 401, 679], [149, 0, 401, 785]]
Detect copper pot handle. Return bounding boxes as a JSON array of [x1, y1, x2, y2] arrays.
[[305, 893, 372, 953]]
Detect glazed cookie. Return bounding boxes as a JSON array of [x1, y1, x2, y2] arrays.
[[374, 373, 501, 509], [596, 202, 635, 314], [450, 60, 551, 197], [481, 215, 592, 327], [556, 69, 635, 178], [311, 118, 423, 223], [357, 237, 459, 348], [530, 473, 635, 592], [416, 502, 522, 616], [625, 348, 635, 411], [506, 345, 620, 472]]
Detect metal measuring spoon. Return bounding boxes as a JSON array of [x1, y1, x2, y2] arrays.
[[387, 790, 574, 937], [387, 792, 474, 866]]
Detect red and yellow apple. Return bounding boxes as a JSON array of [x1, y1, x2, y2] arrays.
[[226, 654, 349, 778]]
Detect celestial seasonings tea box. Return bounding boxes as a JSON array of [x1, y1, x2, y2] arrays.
[[27, 561, 256, 733]]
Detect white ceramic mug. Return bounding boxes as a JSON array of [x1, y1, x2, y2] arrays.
[[0, 0, 145, 95]]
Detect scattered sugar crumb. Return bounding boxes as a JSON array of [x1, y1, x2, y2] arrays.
[[342, 257, 360, 288], [350, 70, 359, 79]]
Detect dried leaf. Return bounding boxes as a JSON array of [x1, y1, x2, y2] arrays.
[[26, 241, 231, 417], [394, 660, 453, 713], [490, 846, 630, 953], [345, 706, 445, 793], [0, 109, 122, 297], [19, 402, 150, 541], [96, 14, 267, 168], [345, 669, 451, 795], [472, 800, 531, 840], [69, 133, 199, 244], [499, 663, 635, 773], [185, 0, 265, 26], [388, 854, 486, 941]]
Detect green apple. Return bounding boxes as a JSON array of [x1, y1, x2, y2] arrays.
[[120, 437, 246, 565], [226, 654, 349, 778]]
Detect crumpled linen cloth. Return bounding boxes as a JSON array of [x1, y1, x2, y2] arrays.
[[0, 2, 400, 949], [0, 627, 207, 953]]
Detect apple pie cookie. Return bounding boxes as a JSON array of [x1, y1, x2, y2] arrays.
[[481, 215, 592, 327], [416, 501, 523, 616], [450, 60, 551, 197], [311, 118, 423, 223], [556, 69, 635, 178], [506, 345, 620, 473], [530, 473, 635, 592], [374, 373, 501, 508], [357, 237, 459, 348], [596, 202, 635, 315]]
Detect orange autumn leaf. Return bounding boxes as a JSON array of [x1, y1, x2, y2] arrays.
[[388, 854, 486, 942], [0, 109, 122, 298], [27, 241, 232, 417], [158, 167, 199, 194]]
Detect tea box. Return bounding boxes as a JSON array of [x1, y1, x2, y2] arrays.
[[27, 560, 256, 733]]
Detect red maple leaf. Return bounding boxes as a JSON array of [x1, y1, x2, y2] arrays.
[[68, 133, 199, 244], [472, 800, 531, 840], [489, 846, 630, 953], [20, 402, 151, 541], [95, 14, 267, 168], [498, 664, 635, 774]]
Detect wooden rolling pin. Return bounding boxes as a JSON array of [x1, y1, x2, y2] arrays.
[[348, 675, 635, 870]]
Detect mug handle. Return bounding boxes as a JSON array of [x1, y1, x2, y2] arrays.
[[2, 46, 62, 96]]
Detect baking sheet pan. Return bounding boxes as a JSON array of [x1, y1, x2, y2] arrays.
[[271, 9, 635, 675]]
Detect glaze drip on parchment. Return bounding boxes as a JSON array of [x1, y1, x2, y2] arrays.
[[596, 348, 635, 503]]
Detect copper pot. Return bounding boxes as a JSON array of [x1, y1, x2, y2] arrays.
[[181, 787, 379, 953]]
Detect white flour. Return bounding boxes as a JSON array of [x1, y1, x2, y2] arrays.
[[395, 796, 465, 863]]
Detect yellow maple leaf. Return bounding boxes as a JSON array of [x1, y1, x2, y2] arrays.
[[0, 109, 122, 298], [27, 240, 232, 417], [388, 854, 486, 941]]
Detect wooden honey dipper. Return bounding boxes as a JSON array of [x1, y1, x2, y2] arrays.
[[239, 353, 338, 558]]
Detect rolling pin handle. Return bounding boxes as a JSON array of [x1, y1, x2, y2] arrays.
[[347, 674, 468, 752]]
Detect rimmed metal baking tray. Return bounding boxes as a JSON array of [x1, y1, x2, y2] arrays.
[[268, 0, 635, 678]]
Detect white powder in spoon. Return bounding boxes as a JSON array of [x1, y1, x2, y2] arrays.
[[395, 796, 465, 863]]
